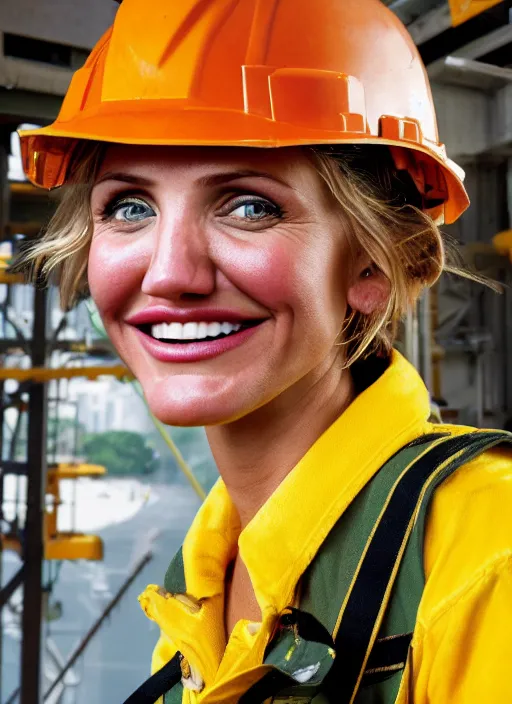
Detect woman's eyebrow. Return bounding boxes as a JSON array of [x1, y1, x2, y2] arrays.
[[93, 169, 290, 189], [94, 171, 156, 187], [196, 170, 290, 188]]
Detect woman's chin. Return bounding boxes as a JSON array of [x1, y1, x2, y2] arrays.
[[141, 379, 249, 428], [148, 403, 242, 428]]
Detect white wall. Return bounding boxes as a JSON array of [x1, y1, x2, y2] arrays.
[[432, 82, 490, 160], [73, 378, 154, 436]]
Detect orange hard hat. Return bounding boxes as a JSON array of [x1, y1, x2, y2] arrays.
[[19, 0, 469, 224]]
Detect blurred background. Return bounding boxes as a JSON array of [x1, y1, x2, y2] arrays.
[[0, 0, 512, 702]]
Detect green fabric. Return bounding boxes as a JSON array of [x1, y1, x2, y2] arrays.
[[263, 627, 335, 689], [314, 431, 512, 704], [299, 439, 440, 633], [164, 681, 183, 704], [261, 434, 446, 701], [164, 546, 187, 594]]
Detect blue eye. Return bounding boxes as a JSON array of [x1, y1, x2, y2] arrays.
[[110, 198, 156, 223], [229, 200, 280, 221]]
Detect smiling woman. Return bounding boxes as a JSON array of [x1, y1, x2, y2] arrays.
[[14, 0, 512, 703], [23, 143, 442, 429]]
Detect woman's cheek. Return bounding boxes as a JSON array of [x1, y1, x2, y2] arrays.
[[223, 231, 347, 344], [88, 237, 145, 320], [214, 236, 311, 311]]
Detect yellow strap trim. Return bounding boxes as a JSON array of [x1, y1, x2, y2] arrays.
[[348, 443, 468, 704], [331, 434, 451, 641], [364, 663, 405, 675]]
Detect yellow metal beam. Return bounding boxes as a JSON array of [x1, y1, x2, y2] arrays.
[[45, 462, 106, 560], [48, 463, 106, 478], [0, 365, 132, 382], [10, 182, 49, 197], [45, 534, 104, 561], [1, 534, 22, 555], [0, 271, 24, 284]]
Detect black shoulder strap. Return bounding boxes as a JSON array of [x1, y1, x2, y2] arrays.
[[322, 431, 507, 702], [122, 652, 182, 704]]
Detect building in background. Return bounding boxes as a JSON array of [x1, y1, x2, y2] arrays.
[[73, 377, 154, 435]]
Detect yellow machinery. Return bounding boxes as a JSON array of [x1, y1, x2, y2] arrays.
[[0, 365, 131, 382], [0, 253, 24, 285], [45, 463, 106, 561], [449, 0, 503, 26], [493, 230, 512, 263], [1, 463, 108, 561]]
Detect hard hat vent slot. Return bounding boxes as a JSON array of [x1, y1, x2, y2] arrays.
[[379, 116, 423, 144], [242, 65, 275, 119], [268, 69, 367, 132]]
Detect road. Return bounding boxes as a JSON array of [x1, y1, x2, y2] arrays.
[[1, 482, 201, 703]]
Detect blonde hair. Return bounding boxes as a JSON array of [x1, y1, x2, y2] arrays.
[[16, 142, 469, 366], [307, 146, 450, 364], [18, 143, 106, 307]]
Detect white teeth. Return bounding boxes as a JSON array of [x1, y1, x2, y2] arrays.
[[182, 322, 198, 339], [152, 323, 163, 339], [207, 322, 222, 338], [169, 322, 183, 340], [150, 321, 243, 342]]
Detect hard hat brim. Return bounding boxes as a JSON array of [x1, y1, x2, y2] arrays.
[[19, 103, 469, 224]]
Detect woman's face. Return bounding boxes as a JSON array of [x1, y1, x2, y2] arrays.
[[88, 145, 354, 426]]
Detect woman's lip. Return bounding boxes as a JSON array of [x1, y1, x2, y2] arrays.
[[133, 322, 264, 363], [126, 306, 265, 326]]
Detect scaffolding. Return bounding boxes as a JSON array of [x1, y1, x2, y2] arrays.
[[0, 263, 131, 702], [0, 162, 136, 699]]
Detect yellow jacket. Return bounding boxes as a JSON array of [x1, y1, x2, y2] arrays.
[[139, 351, 512, 703]]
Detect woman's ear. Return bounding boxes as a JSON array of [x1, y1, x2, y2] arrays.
[[347, 262, 391, 316]]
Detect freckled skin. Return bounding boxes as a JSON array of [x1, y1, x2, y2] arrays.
[[88, 145, 380, 428]]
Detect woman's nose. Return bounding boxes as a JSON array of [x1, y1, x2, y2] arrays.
[[141, 219, 216, 300]]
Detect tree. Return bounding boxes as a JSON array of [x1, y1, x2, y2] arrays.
[[82, 430, 160, 476]]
